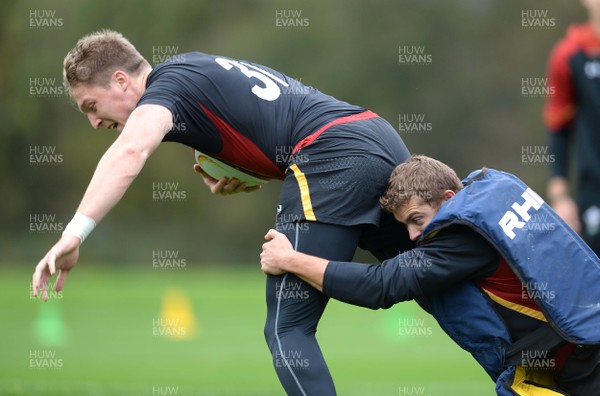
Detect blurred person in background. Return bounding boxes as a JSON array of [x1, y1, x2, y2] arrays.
[[544, 0, 600, 254]]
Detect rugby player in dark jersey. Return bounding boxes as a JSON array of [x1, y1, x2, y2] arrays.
[[32, 29, 412, 395]]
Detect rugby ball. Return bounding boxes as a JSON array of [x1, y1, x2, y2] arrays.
[[194, 149, 267, 187]]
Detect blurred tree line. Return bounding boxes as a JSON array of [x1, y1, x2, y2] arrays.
[[0, 0, 585, 265]]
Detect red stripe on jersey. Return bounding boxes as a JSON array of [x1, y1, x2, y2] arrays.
[[291, 110, 379, 155], [199, 104, 285, 180], [477, 257, 542, 313]]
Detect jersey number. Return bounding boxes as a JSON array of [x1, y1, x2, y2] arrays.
[[215, 57, 289, 101]]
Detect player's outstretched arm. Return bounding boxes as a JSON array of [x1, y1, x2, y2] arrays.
[[76, 104, 173, 220], [32, 234, 80, 301], [260, 229, 329, 291], [32, 104, 173, 301]]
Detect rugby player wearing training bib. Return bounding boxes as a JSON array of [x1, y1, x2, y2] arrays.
[[32, 30, 412, 395], [261, 156, 600, 395]]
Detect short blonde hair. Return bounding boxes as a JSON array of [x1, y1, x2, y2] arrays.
[[379, 155, 463, 213], [63, 29, 149, 95]]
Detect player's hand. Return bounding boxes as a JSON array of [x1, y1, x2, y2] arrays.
[[551, 195, 582, 234], [193, 164, 262, 195], [260, 229, 294, 275], [32, 234, 81, 301]]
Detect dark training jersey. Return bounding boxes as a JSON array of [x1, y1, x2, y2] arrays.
[[323, 226, 548, 344], [544, 22, 600, 208], [137, 52, 369, 180]]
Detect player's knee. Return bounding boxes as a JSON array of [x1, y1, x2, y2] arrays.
[[264, 321, 276, 349], [264, 321, 316, 356]]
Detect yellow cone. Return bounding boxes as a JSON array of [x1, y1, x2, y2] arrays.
[[157, 288, 198, 341]]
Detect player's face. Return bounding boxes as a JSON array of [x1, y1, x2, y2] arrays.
[[394, 190, 456, 241], [71, 77, 137, 132], [394, 197, 440, 241]]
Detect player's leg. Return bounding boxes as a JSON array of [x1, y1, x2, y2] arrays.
[[264, 114, 410, 394], [264, 221, 363, 396]]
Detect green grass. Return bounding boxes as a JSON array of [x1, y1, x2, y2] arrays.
[[1, 264, 492, 395]]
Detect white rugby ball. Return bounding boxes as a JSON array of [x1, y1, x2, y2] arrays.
[[194, 149, 267, 187]]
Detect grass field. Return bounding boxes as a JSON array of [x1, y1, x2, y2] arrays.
[[1, 264, 492, 396]]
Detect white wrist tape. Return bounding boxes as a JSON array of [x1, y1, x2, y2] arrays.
[[63, 212, 96, 243]]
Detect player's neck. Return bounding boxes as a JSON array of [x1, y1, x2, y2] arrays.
[[133, 66, 152, 97]]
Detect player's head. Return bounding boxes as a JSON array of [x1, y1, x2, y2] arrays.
[[63, 29, 151, 131], [380, 155, 463, 240]]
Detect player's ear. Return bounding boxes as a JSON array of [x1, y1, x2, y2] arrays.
[[112, 70, 130, 91], [442, 189, 455, 202]]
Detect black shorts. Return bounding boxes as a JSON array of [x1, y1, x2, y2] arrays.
[[555, 346, 600, 395], [276, 116, 410, 227]]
